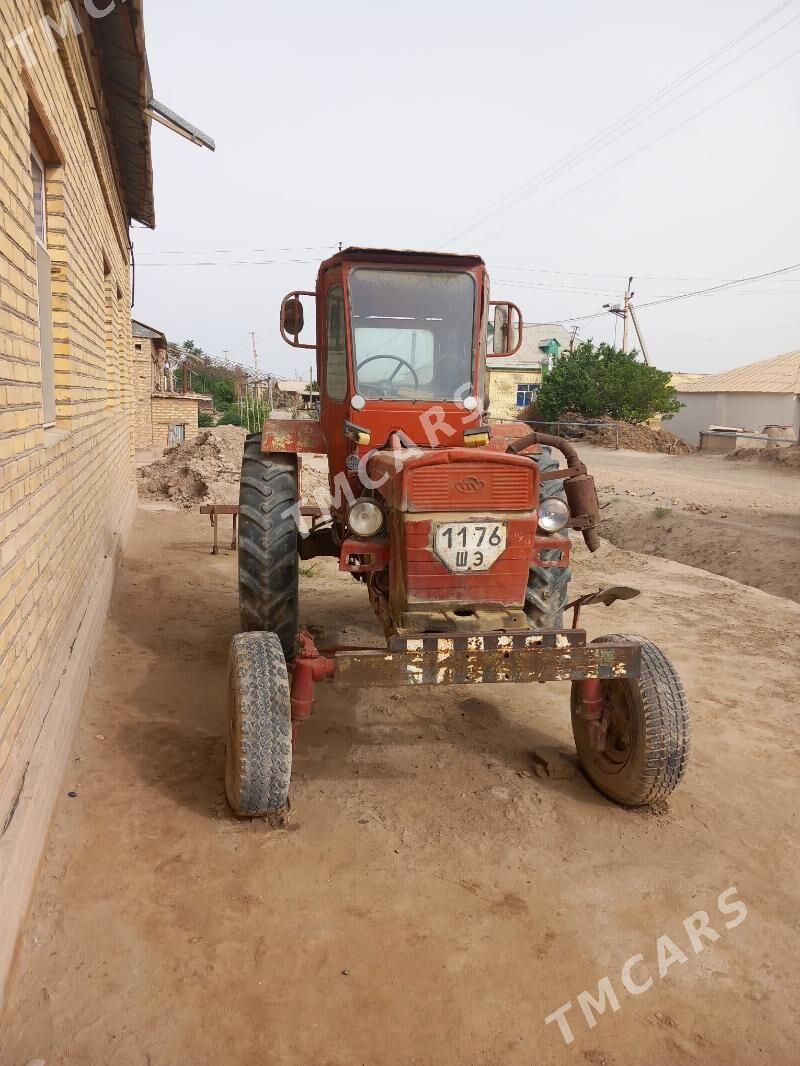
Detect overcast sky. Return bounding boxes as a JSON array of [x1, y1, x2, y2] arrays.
[[132, 0, 799, 378]]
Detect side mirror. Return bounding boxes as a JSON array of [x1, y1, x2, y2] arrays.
[[489, 301, 523, 357], [280, 290, 317, 350], [284, 297, 304, 335]]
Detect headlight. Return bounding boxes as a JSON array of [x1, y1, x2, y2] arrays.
[[538, 497, 570, 533], [348, 499, 384, 537]]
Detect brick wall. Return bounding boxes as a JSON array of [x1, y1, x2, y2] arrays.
[[151, 395, 200, 449], [487, 369, 542, 421], [133, 336, 155, 449], [0, 3, 137, 831]]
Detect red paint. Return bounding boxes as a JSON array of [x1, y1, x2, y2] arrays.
[[367, 446, 540, 513], [291, 630, 335, 723], [261, 419, 326, 454], [338, 539, 391, 574]]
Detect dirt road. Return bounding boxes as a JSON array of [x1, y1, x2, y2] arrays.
[[580, 446, 800, 603], [3, 506, 800, 1065]]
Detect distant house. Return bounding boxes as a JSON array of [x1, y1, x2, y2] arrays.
[[132, 320, 210, 450], [276, 379, 319, 409], [486, 323, 571, 420], [667, 350, 800, 445]]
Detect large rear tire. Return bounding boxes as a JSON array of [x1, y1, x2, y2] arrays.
[[238, 436, 299, 659], [226, 632, 292, 817], [571, 635, 690, 806], [525, 447, 572, 629]]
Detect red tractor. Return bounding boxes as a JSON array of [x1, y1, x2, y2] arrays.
[[226, 248, 689, 817]]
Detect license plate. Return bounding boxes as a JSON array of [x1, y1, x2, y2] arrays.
[[433, 522, 507, 573]]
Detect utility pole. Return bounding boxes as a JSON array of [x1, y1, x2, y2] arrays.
[[603, 277, 650, 364], [622, 276, 633, 353], [628, 302, 651, 366], [569, 326, 579, 352], [250, 332, 258, 374]]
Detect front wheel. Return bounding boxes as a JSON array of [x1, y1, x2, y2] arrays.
[[226, 632, 292, 818], [571, 635, 690, 806]]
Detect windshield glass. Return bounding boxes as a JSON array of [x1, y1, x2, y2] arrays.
[[349, 269, 476, 401]]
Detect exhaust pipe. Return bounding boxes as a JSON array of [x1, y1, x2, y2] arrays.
[[508, 432, 602, 552]]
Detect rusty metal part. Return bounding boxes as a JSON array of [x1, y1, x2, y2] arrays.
[[200, 504, 238, 554], [567, 586, 641, 628], [260, 419, 326, 454], [285, 629, 640, 746], [576, 677, 609, 751], [334, 630, 640, 687], [506, 432, 601, 552]]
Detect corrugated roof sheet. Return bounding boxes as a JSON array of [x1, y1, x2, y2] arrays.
[[487, 323, 571, 370], [91, 1, 155, 228], [678, 350, 800, 394], [132, 319, 165, 340]]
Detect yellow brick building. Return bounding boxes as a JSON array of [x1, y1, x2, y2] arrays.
[[486, 323, 571, 421], [132, 320, 206, 451], [0, 0, 155, 1007]]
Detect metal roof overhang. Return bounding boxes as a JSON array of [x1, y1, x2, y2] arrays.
[[91, 0, 155, 228]]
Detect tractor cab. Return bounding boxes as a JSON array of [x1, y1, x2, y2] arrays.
[[280, 247, 523, 454]]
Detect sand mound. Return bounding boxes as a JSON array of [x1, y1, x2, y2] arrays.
[[138, 427, 248, 508], [727, 443, 800, 471], [138, 427, 333, 508], [557, 414, 691, 454]]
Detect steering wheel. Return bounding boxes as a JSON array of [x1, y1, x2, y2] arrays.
[[356, 354, 419, 395]]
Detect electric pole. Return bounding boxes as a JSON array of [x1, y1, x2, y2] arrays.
[[628, 303, 651, 366], [569, 326, 579, 352], [250, 332, 258, 374], [622, 276, 633, 353], [603, 277, 650, 365]]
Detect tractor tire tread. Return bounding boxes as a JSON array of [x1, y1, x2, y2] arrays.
[[226, 631, 292, 817], [238, 438, 299, 658]]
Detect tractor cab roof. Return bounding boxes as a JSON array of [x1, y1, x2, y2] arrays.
[[319, 247, 486, 272]]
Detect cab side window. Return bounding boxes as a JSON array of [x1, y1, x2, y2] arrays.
[[325, 286, 347, 402]]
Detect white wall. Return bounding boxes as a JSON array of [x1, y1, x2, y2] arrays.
[[667, 392, 800, 444]]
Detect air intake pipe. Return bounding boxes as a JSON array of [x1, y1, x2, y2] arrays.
[[507, 432, 601, 552]]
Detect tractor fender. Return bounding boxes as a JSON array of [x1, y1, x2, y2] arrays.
[[260, 419, 326, 454]]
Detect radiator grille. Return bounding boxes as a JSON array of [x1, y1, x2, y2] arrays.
[[407, 465, 535, 511]]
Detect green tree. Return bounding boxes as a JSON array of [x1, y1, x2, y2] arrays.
[[536, 341, 681, 423]]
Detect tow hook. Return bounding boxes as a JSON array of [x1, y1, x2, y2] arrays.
[[578, 677, 609, 751]]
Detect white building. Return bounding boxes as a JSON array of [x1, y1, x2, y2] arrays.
[[667, 350, 800, 445]]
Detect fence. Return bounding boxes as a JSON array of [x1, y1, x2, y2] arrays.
[[490, 417, 621, 450]]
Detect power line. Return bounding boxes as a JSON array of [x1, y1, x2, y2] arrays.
[[432, 0, 797, 248], [136, 258, 321, 267], [476, 44, 800, 246], [135, 244, 337, 255], [554, 259, 800, 323], [637, 260, 800, 308]]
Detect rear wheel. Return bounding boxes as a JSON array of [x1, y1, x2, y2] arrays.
[[226, 632, 292, 817], [238, 436, 299, 659], [525, 447, 572, 629], [571, 635, 690, 806]]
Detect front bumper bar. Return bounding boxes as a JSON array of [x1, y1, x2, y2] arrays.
[[330, 629, 641, 688]]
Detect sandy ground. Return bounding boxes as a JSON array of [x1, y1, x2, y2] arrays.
[[579, 446, 800, 603], [2, 503, 800, 1066]]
